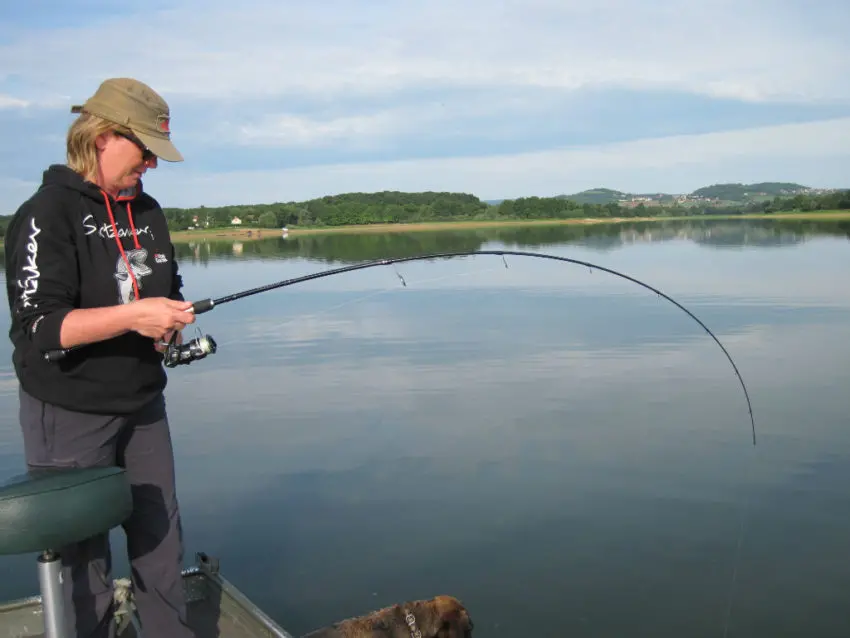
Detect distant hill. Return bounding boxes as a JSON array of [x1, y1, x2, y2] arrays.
[[691, 182, 808, 201], [555, 182, 827, 207], [556, 188, 628, 205]]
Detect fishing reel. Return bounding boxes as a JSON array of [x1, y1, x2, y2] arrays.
[[162, 328, 217, 368]]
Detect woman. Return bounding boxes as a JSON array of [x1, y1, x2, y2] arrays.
[[3, 78, 197, 637]]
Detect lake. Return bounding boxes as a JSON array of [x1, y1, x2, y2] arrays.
[[1, 218, 849, 637]]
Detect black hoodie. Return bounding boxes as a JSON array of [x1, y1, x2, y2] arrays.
[[4, 164, 185, 414]]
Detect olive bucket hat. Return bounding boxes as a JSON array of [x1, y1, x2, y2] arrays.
[[71, 77, 183, 162]]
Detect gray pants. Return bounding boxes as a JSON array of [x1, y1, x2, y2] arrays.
[[19, 386, 195, 638]]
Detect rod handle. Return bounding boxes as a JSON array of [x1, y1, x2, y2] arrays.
[[191, 298, 215, 314]]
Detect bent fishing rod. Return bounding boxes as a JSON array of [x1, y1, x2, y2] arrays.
[[43, 249, 756, 445]]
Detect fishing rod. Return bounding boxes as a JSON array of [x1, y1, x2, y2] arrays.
[[43, 249, 756, 445]]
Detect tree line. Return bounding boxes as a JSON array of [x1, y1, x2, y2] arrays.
[[1, 188, 848, 238], [157, 189, 850, 232]]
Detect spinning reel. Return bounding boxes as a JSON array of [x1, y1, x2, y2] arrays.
[[162, 327, 217, 368]]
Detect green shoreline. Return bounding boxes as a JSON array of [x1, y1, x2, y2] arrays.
[[168, 210, 850, 242]]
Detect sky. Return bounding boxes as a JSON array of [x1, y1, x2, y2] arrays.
[[1, 0, 849, 211]]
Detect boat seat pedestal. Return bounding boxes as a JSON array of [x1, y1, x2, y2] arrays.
[[0, 466, 133, 638]]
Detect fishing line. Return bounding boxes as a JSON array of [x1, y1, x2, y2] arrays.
[[42, 249, 756, 446], [721, 439, 761, 638], [211, 262, 508, 350]]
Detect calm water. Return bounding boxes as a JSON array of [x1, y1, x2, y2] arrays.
[[1, 219, 849, 637]]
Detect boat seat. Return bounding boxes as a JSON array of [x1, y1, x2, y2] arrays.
[[0, 466, 133, 556]]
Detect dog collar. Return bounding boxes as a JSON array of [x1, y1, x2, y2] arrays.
[[404, 610, 422, 638]]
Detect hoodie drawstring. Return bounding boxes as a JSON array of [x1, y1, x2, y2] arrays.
[[101, 189, 142, 302]]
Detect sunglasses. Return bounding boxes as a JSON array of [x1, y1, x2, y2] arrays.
[[115, 131, 155, 161]]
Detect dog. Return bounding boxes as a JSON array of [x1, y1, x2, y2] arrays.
[[301, 594, 473, 637]]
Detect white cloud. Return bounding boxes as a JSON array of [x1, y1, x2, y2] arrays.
[[142, 116, 850, 206], [238, 111, 408, 148], [0, 0, 847, 105], [1, 0, 848, 208], [0, 95, 29, 109]]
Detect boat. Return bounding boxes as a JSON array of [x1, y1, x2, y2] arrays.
[[0, 551, 293, 637], [0, 466, 294, 637]]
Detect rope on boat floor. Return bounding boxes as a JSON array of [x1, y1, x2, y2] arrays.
[[113, 578, 142, 636]]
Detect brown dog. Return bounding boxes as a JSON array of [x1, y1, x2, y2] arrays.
[[301, 594, 473, 637]]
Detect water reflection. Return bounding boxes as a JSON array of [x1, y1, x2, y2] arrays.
[[0, 219, 848, 637], [172, 218, 850, 266]]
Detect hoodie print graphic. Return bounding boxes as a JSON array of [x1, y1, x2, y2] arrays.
[[114, 248, 152, 304]]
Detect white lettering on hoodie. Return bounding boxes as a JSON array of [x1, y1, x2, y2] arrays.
[[82, 213, 155, 241], [18, 217, 42, 309]]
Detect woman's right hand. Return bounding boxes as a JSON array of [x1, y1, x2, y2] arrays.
[[128, 297, 196, 340]]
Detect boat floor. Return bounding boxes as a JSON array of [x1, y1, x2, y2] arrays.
[[1, 553, 293, 638], [4, 600, 266, 638]]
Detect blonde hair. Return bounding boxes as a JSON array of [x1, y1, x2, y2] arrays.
[[66, 112, 132, 182]]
